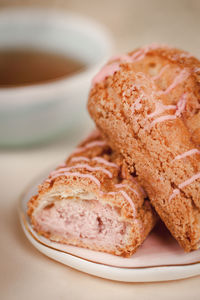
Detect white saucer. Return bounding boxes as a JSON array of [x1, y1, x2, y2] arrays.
[[19, 174, 200, 282]]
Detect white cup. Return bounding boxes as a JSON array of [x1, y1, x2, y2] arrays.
[[0, 8, 112, 147]]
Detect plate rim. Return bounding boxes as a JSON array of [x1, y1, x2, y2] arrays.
[[19, 214, 200, 282], [18, 173, 200, 282]]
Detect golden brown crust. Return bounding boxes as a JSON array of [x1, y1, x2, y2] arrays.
[[103, 45, 200, 144], [88, 45, 200, 252], [27, 130, 157, 257]]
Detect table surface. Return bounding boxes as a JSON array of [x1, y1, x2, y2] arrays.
[[1, 1, 200, 299]]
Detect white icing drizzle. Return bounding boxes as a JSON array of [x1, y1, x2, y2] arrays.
[[49, 171, 101, 187], [169, 189, 180, 201], [150, 115, 177, 128], [92, 62, 120, 86], [56, 163, 67, 168], [169, 172, 200, 201], [46, 133, 139, 217], [70, 156, 119, 169], [92, 157, 119, 168], [92, 43, 169, 87], [178, 172, 200, 189], [100, 190, 136, 216], [174, 149, 200, 161], [130, 176, 147, 197], [179, 52, 192, 59], [130, 70, 188, 129], [110, 44, 163, 66], [157, 69, 189, 95], [152, 65, 169, 81], [48, 170, 138, 217], [109, 54, 133, 63], [119, 190, 136, 216], [130, 43, 169, 64], [148, 102, 176, 119], [70, 156, 90, 163], [175, 93, 187, 117], [47, 158, 140, 217], [50, 164, 113, 178], [147, 92, 187, 128], [115, 183, 139, 197], [72, 140, 107, 155], [194, 67, 200, 73]]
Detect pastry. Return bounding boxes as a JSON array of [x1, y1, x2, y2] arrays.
[[88, 44, 200, 252], [28, 131, 157, 257], [91, 44, 200, 144]]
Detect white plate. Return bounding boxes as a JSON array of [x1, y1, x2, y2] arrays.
[[19, 174, 200, 282]]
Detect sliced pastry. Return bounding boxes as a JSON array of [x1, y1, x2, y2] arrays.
[[88, 45, 200, 252], [28, 131, 157, 257]]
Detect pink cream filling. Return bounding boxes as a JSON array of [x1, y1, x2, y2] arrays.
[[34, 199, 129, 247]]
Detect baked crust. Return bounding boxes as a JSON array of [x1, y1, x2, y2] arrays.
[[28, 130, 157, 257], [88, 45, 200, 252], [91, 44, 200, 144]]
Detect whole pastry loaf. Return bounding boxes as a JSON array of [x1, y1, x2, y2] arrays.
[[28, 131, 157, 257], [88, 44, 200, 252]]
